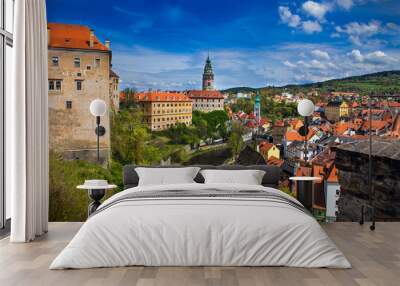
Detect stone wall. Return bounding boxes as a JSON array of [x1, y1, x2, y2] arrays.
[[48, 49, 111, 160], [334, 140, 400, 221]]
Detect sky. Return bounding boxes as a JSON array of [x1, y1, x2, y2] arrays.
[[47, 0, 400, 91]]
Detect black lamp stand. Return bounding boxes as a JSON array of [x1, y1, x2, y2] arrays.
[[96, 116, 100, 162]]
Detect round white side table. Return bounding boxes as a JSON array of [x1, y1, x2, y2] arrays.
[[77, 181, 117, 216]]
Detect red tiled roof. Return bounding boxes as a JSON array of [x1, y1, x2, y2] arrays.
[[119, 91, 125, 101], [362, 120, 389, 131], [288, 119, 303, 130], [285, 129, 315, 141], [378, 101, 400, 108], [267, 156, 284, 167], [259, 117, 270, 125], [48, 23, 109, 51], [295, 166, 312, 177], [135, 91, 191, 102], [327, 166, 339, 183], [186, 90, 224, 99], [335, 122, 354, 135], [259, 142, 275, 153], [246, 121, 256, 128], [110, 70, 119, 78], [285, 130, 304, 141]]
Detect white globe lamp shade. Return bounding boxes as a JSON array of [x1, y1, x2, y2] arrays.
[[90, 99, 107, 117], [297, 99, 315, 117]]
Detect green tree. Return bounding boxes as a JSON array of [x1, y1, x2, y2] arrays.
[[110, 108, 151, 165], [49, 151, 119, 221], [192, 110, 229, 140], [120, 88, 137, 110], [229, 121, 245, 159]]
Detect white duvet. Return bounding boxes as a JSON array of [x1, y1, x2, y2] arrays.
[[50, 183, 351, 269]]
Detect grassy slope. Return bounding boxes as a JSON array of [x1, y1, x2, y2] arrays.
[[223, 70, 400, 94]]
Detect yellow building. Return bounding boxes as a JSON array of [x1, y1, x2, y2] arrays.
[[259, 142, 280, 160], [135, 91, 192, 131], [47, 23, 118, 163], [325, 101, 349, 122]]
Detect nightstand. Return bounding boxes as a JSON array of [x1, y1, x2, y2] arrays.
[[77, 180, 117, 216]]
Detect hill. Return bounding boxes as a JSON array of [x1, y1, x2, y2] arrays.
[[221, 86, 257, 94], [223, 70, 400, 95]]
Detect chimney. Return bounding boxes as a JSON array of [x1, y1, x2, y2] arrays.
[[105, 39, 110, 49], [47, 27, 51, 45], [89, 29, 94, 48]]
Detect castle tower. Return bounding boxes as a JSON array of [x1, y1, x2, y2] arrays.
[[254, 91, 261, 124], [202, 55, 215, 90]]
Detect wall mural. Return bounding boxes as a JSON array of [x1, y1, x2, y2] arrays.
[[46, 2, 400, 223]]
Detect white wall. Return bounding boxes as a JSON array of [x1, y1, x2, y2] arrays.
[[326, 182, 340, 221]]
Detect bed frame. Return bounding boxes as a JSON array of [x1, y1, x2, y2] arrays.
[[123, 165, 282, 189]]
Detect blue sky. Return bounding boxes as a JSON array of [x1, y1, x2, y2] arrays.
[[47, 0, 400, 90]]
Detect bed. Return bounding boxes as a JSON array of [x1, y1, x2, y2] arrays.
[[50, 165, 351, 269]]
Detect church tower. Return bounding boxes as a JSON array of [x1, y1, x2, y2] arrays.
[[254, 91, 261, 124], [202, 55, 215, 90]]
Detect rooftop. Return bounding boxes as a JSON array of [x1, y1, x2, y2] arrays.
[[47, 23, 109, 51], [336, 139, 400, 160], [186, 90, 224, 99], [135, 91, 191, 102]]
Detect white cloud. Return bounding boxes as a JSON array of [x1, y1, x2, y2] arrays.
[[347, 49, 392, 65], [283, 60, 297, 68], [365, 50, 390, 64], [326, 62, 338, 69], [336, 0, 354, 10], [302, 20, 323, 34], [348, 49, 364, 62], [278, 6, 301, 28], [111, 42, 400, 90], [297, 59, 326, 69], [311, 49, 330, 60], [302, 1, 331, 20], [310, 59, 327, 69], [386, 22, 400, 33], [335, 20, 381, 45]]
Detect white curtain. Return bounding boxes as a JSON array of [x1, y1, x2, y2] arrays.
[[9, 0, 49, 242]]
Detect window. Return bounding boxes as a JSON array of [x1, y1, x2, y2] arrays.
[[2, 0, 14, 229], [51, 56, 59, 66], [74, 57, 80, 67], [75, 80, 83, 91], [95, 58, 100, 68], [49, 80, 54, 90], [49, 80, 62, 91], [86, 65, 91, 70], [66, 101, 72, 109]]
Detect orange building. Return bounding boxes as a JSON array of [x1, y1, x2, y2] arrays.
[[135, 91, 192, 131]]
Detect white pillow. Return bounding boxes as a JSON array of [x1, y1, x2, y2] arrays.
[[135, 167, 201, 186], [200, 169, 265, 185]]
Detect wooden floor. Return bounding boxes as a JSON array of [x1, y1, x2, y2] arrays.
[[0, 222, 399, 286]]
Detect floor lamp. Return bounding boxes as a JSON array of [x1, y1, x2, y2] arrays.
[[90, 99, 107, 163], [297, 99, 315, 164]]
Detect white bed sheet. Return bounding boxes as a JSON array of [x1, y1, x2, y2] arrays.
[[50, 183, 351, 269]]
